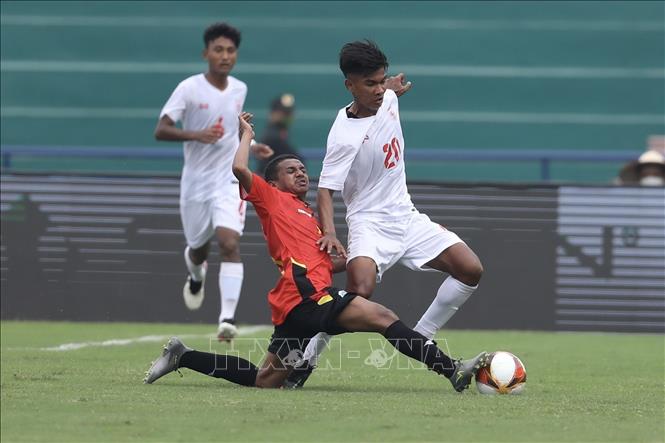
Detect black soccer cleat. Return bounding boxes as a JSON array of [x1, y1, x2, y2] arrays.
[[189, 278, 203, 294], [449, 351, 490, 392], [282, 360, 315, 389], [143, 337, 193, 384]]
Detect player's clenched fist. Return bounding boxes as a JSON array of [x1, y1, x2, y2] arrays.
[[240, 112, 274, 159], [384, 73, 412, 97], [197, 117, 225, 143], [238, 112, 255, 138]]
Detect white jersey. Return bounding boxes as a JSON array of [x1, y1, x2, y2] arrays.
[[160, 73, 247, 202], [319, 89, 415, 223]]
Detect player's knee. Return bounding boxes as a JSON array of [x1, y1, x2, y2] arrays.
[[460, 259, 483, 287], [348, 281, 375, 299], [217, 237, 240, 258]]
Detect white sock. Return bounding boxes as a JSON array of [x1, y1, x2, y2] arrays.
[[302, 332, 331, 367], [219, 262, 243, 323], [184, 247, 206, 281], [413, 277, 477, 339]]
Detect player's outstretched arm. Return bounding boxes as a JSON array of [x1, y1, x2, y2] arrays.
[[232, 113, 255, 194], [154, 115, 224, 144], [384, 73, 412, 97], [316, 188, 347, 257]]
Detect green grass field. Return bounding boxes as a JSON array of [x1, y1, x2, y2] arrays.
[[1, 321, 663, 442]]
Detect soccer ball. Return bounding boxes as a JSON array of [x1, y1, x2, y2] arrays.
[[475, 351, 526, 395]]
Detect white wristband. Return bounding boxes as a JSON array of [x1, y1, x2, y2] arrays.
[[250, 139, 257, 146]]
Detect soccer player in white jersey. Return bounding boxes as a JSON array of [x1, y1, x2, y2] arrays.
[[285, 40, 483, 388], [154, 23, 273, 341]]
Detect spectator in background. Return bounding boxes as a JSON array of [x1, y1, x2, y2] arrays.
[[635, 150, 665, 186], [616, 136, 665, 186], [257, 94, 301, 174]]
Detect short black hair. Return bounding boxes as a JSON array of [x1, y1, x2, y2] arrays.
[[339, 40, 389, 78], [203, 22, 241, 48], [264, 154, 301, 182]]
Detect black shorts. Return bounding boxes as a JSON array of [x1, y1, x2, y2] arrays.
[[267, 287, 357, 362]]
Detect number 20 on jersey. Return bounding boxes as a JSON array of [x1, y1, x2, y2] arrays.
[[383, 137, 402, 169]]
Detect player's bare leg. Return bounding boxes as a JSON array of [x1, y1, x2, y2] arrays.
[[333, 296, 395, 331], [426, 242, 483, 287], [414, 242, 483, 339], [254, 352, 292, 388], [345, 256, 379, 298], [215, 227, 243, 342], [183, 242, 210, 310]]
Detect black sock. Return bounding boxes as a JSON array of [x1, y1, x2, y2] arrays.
[[179, 350, 258, 387], [383, 320, 455, 378]]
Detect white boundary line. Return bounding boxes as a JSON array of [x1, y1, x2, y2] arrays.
[[1, 15, 663, 32], [2, 60, 663, 79], [28, 325, 272, 351]]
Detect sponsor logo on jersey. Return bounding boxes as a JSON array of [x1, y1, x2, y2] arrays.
[[317, 295, 333, 305], [198, 103, 209, 109]]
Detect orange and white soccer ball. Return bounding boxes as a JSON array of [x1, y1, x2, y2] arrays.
[[475, 351, 526, 395]]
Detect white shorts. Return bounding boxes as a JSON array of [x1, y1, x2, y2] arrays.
[[180, 189, 246, 249], [346, 212, 464, 282]]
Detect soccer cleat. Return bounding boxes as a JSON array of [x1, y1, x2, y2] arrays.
[[449, 351, 490, 393], [217, 319, 238, 342], [183, 263, 207, 310], [282, 360, 315, 389], [143, 337, 192, 384]]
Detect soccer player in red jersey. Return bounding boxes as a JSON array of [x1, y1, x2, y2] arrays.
[[144, 114, 488, 392]]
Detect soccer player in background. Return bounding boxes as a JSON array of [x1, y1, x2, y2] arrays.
[[287, 40, 484, 386], [154, 22, 273, 341], [143, 113, 488, 391]]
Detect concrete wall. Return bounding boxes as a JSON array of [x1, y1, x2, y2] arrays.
[[2, 173, 663, 333]]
